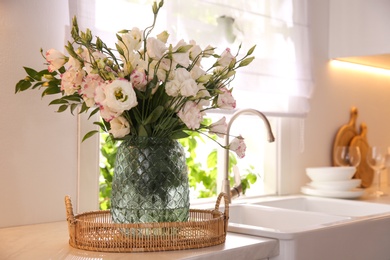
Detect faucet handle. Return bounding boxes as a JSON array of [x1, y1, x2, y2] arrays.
[[233, 165, 241, 185]]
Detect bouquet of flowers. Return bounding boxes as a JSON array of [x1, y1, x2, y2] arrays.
[[15, 0, 254, 158]]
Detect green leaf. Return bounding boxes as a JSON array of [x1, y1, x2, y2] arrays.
[[57, 104, 68, 113], [156, 117, 178, 130], [23, 67, 40, 81], [49, 99, 68, 105], [144, 106, 164, 125], [82, 130, 99, 142], [42, 86, 61, 97], [15, 80, 31, 93], [170, 131, 189, 139], [32, 81, 44, 89], [93, 121, 107, 131], [138, 125, 149, 137], [62, 95, 82, 102], [88, 107, 100, 119], [70, 103, 78, 115]]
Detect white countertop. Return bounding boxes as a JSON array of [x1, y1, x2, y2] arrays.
[[0, 221, 279, 260]]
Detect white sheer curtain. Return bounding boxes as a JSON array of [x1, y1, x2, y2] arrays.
[[68, 0, 312, 117]]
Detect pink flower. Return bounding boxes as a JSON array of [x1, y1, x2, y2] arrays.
[[46, 49, 67, 72], [177, 101, 202, 130], [217, 87, 236, 109], [217, 48, 235, 67], [60, 68, 85, 95], [130, 68, 147, 91], [80, 74, 104, 107], [229, 136, 246, 159], [209, 117, 227, 138]]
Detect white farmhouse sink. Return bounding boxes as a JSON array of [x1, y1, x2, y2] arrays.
[[226, 196, 390, 260]]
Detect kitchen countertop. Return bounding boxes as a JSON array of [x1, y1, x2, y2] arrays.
[[3, 187, 390, 260], [0, 221, 279, 260]]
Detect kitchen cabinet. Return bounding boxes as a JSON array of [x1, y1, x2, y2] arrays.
[[329, 0, 390, 69]]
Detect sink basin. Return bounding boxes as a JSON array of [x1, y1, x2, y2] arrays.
[[227, 204, 350, 239], [225, 196, 390, 260], [250, 195, 390, 217]]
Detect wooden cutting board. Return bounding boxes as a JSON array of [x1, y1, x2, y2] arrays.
[[332, 107, 358, 166], [349, 123, 373, 188]]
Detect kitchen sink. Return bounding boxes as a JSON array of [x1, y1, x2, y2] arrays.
[[225, 196, 390, 260]]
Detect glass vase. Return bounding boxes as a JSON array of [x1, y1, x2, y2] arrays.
[[111, 136, 190, 224]]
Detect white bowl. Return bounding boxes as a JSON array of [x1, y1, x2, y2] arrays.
[[306, 167, 356, 182], [309, 179, 362, 191]]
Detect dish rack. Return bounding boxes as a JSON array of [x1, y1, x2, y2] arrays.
[[65, 193, 229, 252]]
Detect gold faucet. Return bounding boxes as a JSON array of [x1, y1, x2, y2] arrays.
[[223, 108, 275, 203]]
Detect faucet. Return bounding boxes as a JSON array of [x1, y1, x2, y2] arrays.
[[222, 108, 275, 203]]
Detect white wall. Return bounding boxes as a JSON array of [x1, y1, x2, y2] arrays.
[[280, 0, 390, 194], [0, 0, 78, 227]]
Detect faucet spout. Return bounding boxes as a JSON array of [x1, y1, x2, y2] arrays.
[[223, 108, 275, 203]]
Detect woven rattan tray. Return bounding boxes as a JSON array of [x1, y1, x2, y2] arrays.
[[65, 193, 229, 252]]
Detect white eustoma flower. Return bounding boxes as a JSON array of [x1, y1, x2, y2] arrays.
[[46, 49, 67, 72], [190, 64, 206, 81], [172, 39, 190, 67], [189, 40, 202, 63], [165, 80, 181, 97], [217, 87, 236, 110], [104, 79, 138, 113], [177, 101, 202, 130], [229, 136, 246, 159], [180, 79, 198, 97], [146, 37, 167, 60], [209, 117, 227, 138], [109, 116, 130, 138], [120, 27, 143, 53]]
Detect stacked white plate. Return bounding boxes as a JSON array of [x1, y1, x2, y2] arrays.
[[301, 167, 364, 199]]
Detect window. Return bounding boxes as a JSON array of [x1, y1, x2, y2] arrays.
[[71, 0, 312, 210]]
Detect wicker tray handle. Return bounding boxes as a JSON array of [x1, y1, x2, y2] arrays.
[[214, 192, 229, 232]]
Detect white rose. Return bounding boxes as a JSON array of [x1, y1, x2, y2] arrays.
[[109, 116, 130, 138], [46, 49, 67, 72], [104, 79, 138, 113], [146, 37, 167, 60], [177, 101, 202, 130]]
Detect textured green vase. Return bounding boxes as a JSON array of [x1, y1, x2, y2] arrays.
[[111, 136, 190, 224]]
